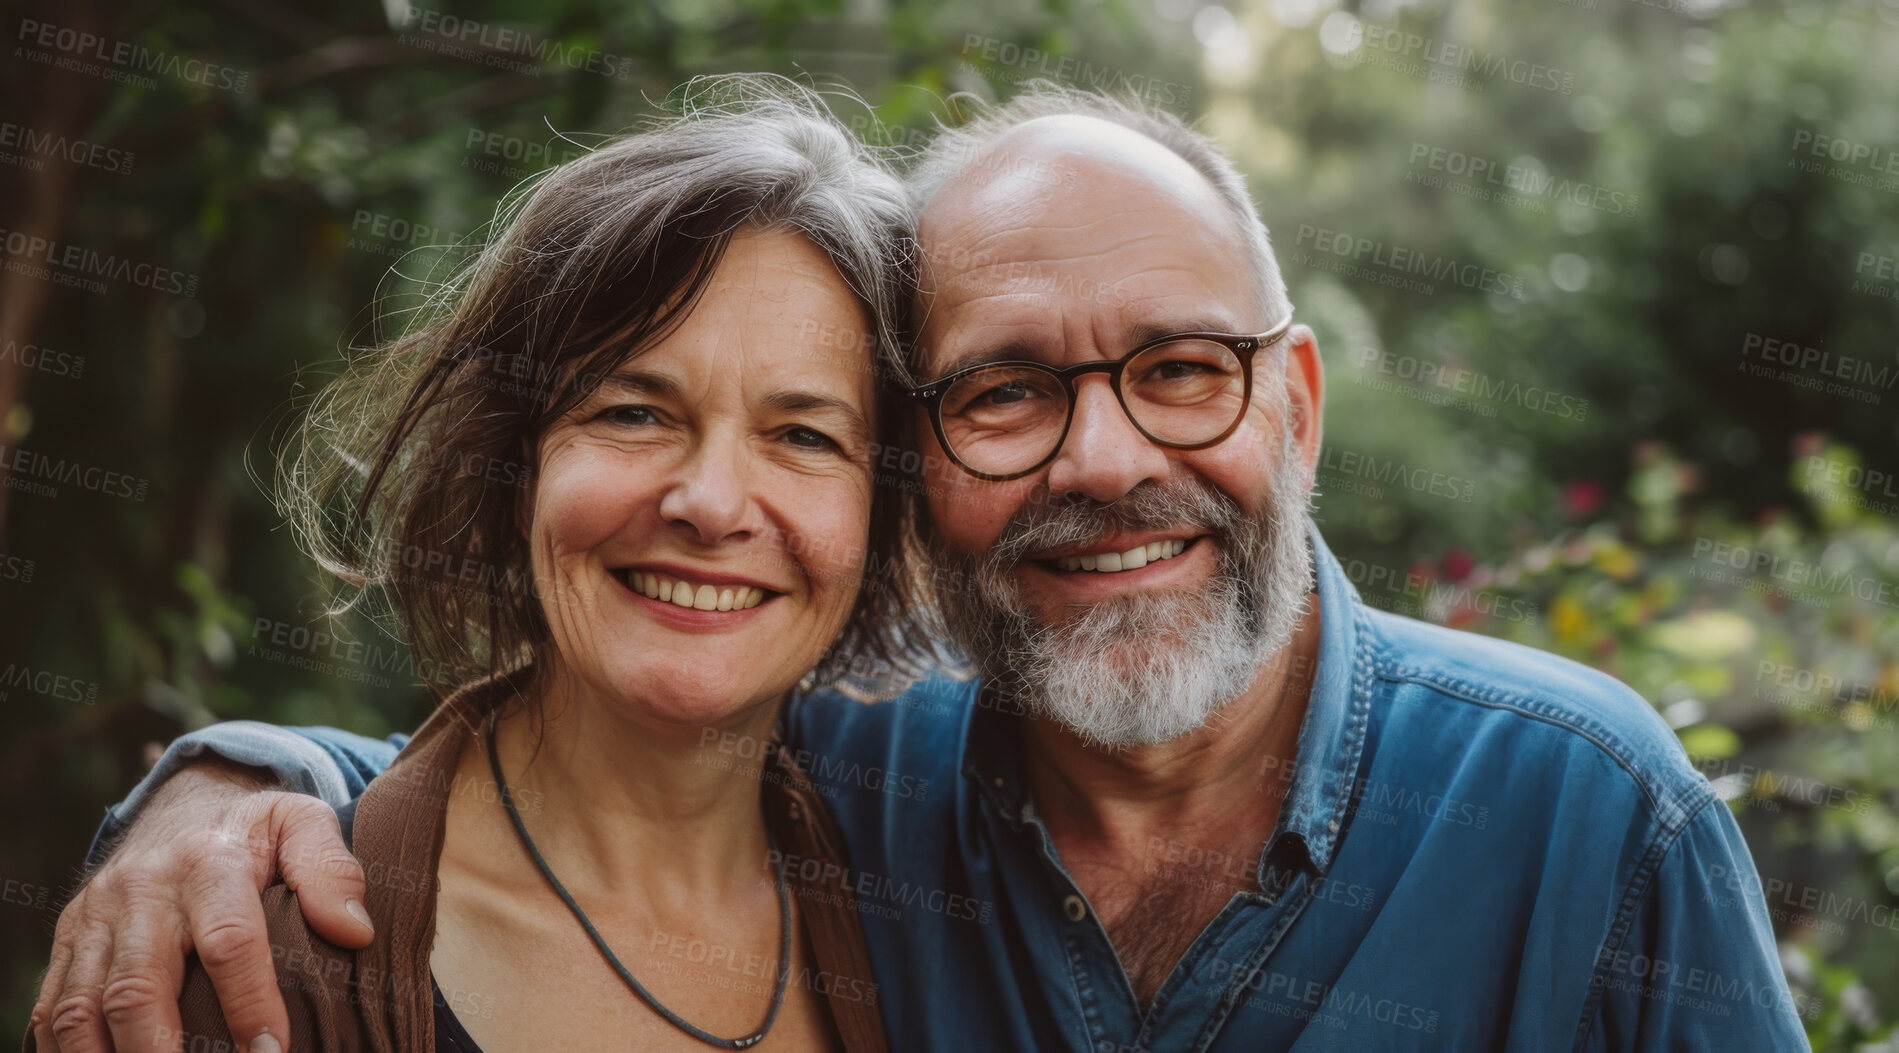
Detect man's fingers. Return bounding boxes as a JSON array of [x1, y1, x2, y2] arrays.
[[99, 910, 188, 1053], [30, 928, 77, 1053], [270, 796, 373, 949], [183, 884, 291, 1053], [44, 916, 114, 1053]]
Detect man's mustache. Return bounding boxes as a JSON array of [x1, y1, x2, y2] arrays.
[[984, 480, 1251, 572]]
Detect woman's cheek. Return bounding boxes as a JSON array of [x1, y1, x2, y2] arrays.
[[537, 446, 653, 549]]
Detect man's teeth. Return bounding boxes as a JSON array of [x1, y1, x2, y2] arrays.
[[1055, 538, 1189, 573], [627, 572, 765, 611]]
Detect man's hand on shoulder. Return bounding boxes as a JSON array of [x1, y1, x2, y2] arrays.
[[29, 757, 374, 1053]]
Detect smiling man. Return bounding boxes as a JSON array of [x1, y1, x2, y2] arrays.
[[33, 88, 1805, 1052]]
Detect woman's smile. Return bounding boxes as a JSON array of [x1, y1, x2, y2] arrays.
[[612, 562, 784, 622]]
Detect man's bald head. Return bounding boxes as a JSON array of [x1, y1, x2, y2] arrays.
[[907, 86, 1290, 370]]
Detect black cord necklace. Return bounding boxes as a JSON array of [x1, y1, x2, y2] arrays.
[[483, 707, 792, 1050]]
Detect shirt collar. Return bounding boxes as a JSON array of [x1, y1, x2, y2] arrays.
[[960, 516, 1374, 877]]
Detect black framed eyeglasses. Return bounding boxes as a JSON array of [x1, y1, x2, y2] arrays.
[[907, 310, 1296, 482]]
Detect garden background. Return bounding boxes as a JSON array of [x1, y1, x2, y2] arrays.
[[2, 0, 1896, 1046]]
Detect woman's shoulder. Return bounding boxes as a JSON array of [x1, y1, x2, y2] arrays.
[[178, 884, 372, 1052]]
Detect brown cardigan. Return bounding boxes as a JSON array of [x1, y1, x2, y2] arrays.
[[64, 680, 888, 1053]]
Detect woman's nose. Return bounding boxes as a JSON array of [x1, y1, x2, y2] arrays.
[[656, 432, 756, 545]]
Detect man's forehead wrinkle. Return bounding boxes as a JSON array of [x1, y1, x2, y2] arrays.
[[922, 165, 1051, 247], [928, 193, 1210, 278], [939, 226, 1187, 287], [926, 181, 1234, 284]]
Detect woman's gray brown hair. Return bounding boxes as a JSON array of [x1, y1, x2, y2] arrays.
[[278, 74, 925, 699]]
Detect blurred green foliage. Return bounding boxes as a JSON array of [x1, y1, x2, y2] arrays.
[[1, 0, 1894, 1046]]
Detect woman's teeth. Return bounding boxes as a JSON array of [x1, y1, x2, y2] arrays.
[[627, 572, 765, 611], [1055, 538, 1189, 574]]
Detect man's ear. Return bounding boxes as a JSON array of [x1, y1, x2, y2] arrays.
[[1282, 325, 1325, 487]]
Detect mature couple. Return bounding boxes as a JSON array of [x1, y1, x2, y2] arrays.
[[30, 77, 1804, 1052]]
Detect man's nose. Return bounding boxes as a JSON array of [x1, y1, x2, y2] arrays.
[[1043, 375, 1169, 502]]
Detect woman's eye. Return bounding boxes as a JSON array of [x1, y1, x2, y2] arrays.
[[784, 426, 839, 451], [602, 404, 656, 427]]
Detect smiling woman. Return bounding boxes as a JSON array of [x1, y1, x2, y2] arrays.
[[24, 75, 928, 1053], [527, 227, 889, 727], [283, 81, 921, 704]]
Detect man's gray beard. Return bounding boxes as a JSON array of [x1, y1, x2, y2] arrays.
[[930, 436, 1315, 749]]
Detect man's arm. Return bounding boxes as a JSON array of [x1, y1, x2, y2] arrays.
[[1582, 798, 1811, 1051], [32, 724, 399, 1053], [87, 722, 405, 867]]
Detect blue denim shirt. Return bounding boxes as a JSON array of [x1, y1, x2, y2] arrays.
[[105, 521, 1808, 1051]]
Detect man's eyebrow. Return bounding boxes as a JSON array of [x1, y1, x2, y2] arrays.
[[763, 389, 870, 435], [1122, 317, 1247, 346], [931, 319, 1244, 379], [934, 340, 1048, 380]]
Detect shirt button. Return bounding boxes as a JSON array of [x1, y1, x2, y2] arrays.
[[1063, 894, 1087, 922]]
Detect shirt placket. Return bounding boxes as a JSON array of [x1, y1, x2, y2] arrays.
[[961, 520, 1374, 1053]]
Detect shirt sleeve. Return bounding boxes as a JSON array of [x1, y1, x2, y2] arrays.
[[85, 723, 407, 869], [1583, 796, 1812, 1051]]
